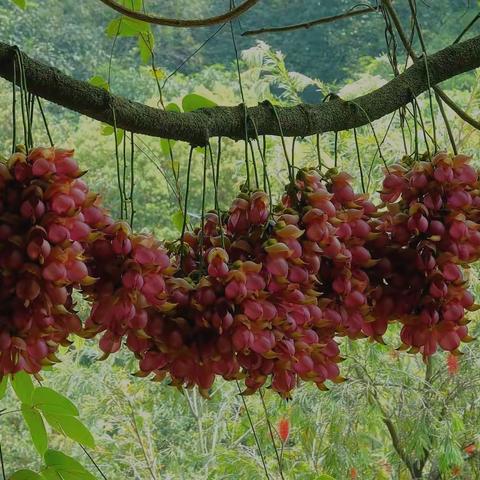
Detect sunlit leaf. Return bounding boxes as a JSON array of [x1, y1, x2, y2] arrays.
[[21, 404, 48, 455], [44, 413, 95, 448], [138, 31, 154, 64], [101, 124, 124, 145], [43, 450, 96, 480], [32, 387, 79, 416], [171, 210, 185, 232], [165, 103, 181, 113], [182, 93, 217, 112], [10, 0, 26, 9], [11, 372, 34, 404], [89, 75, 109, 91], [106, 16, 149, 38], [121, 0, 142, 10], [149, 67, 167, 81]]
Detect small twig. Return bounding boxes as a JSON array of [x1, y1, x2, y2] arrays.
[[453, 12, 480, 44], [435, 87, 480, 131], [242, 5, 378, 36]]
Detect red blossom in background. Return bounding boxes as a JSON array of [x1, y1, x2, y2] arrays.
[[278, 417, 290, 443], [446, 352, 460, 375], [464, 443, 476, 455]]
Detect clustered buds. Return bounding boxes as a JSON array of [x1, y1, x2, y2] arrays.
[[1, 148, 478, 397], [0, 148, 95, 374], [368, 153, 479, 356]]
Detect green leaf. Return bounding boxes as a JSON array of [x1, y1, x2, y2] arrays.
[[166, 103, 181, 113], [317, 475, 335, 480], [138, 31, 154, 64], [106, 16, 149, 37], [0, 376, 8, 400], [101, 124, 124, 145], [21, 404, 48, 455], [171, 210, 185, 232], [32, 387, 79, 416], [11, 372, 34, 404], [160, 138, 174, 156], [89, 76, 109, 91], [9, 470, 43, 480], [120, 0, 142, 10], [44, 413, 95, 448], [11, 0, 26, 9], [43, 450, 96, 480], [182, 93, 217, 112]]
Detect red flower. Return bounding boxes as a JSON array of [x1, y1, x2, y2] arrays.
[[278, 418, 290, 443], [464, 443, 476, 455], [447, 353, 459, 375]]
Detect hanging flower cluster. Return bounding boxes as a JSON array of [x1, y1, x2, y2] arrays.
[[367, 152, 479, 355], [1, 147, 478, 397], [0, 148, 95, 374]]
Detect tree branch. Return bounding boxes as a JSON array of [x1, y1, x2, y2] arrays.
[[242, 5, 378, 36], [0, 36, 479, 146], [97, 0, 260, 28], [381, 0, 480, 131]]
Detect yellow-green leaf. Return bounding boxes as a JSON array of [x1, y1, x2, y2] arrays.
[[149, 67, 167, 81], [101, 124, 124, 145], [43, 450, 96, 480], [166, 103, 181, 113], [120, 0, 142, 10], [160, 138, 174, 157], [32, 387, 79, 416], [11, 0, 26, 9], [44, 413, 95, 448], [171, 210, 185, 232], [11, 372, 34, 404], [89, 75, 109, 91], [138, 31, 154, 64], [182, 93, 217, 112], [21, 404, 48, 455], [106, 16, 149, 37]]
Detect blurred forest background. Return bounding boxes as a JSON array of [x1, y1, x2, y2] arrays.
[[0, 1, 480, 479]]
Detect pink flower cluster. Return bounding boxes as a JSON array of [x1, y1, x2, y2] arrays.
[[0, 148, 95, 374], [367, 153, 479, 355], [1, 147, 478, 397]]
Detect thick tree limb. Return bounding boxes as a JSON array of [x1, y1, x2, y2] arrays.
[[242, 5, 378, 37], [97, 0, 260, 28], [0, 37, 479, 146]]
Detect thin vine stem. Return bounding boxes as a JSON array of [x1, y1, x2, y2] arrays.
[[80, 445, 108, 480], [180, 147, 195, 252], [236, 381, 270, 479], [353, 128, 366, 194], [0, 442, 5, 480], [259, 389, 284, 480], [37, 97, 54, 147]]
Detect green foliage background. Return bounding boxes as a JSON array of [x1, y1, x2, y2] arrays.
[[0, 1, 480, 479]]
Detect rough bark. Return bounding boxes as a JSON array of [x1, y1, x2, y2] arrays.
[[0, 36, 479, 146]]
